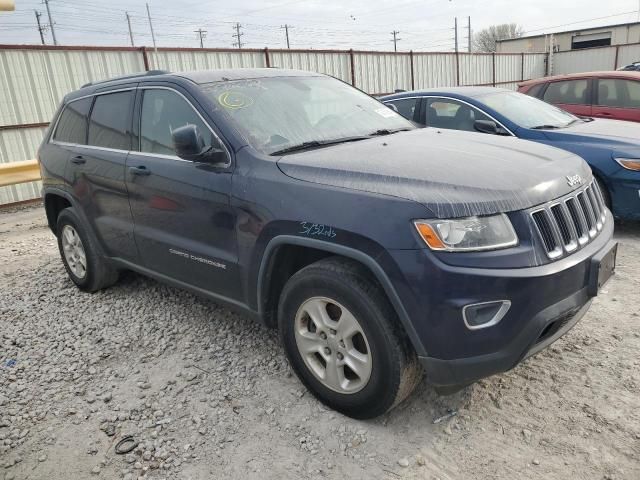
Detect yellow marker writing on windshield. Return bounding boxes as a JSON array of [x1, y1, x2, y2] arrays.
[[218, 91, 254, 110]]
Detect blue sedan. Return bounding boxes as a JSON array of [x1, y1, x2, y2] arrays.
[[381, 88, 640, 220]]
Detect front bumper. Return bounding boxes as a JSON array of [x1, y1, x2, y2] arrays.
[[419, 291, 590, 389], [387, 212, 616, 389]]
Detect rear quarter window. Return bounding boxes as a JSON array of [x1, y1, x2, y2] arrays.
[[52, 97, 92, 144], [525, 83, 545, 98]]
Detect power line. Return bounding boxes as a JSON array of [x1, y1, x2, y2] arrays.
[[524, 10, 638, 35], [390, 30, 400, 52], [232, 22, 244, 48], [194, 27, 207, 48]]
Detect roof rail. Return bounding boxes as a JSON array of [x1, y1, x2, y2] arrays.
[[81, 70, 170, 88]]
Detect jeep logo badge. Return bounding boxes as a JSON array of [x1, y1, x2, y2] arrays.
[[566, 174, 582, 187]]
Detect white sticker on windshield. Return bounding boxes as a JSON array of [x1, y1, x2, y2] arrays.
[[375, 107, 397, 118]]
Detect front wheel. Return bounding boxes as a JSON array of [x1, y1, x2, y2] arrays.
[[278, 257, 422, 419]]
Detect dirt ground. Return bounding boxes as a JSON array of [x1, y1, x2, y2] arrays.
[[1, 203, 639, 480]]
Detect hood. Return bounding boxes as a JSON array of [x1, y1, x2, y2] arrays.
[[549, 118, 640, 147], [277, 128, 591, 219]]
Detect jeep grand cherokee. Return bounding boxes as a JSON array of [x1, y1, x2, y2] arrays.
[[38, 69, 617, 419]]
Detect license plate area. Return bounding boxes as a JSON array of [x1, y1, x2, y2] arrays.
[[588, 242, 618, 296]]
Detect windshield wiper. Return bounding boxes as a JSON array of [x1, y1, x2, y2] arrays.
[[269, 136, 368, 156], [530, 124, 563, 130], [564, 118, 582, 127], [368, 128, 413, 136]]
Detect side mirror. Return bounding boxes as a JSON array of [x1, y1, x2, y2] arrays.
[[474, 119, 510, 136], [171, 124, 228, 165]]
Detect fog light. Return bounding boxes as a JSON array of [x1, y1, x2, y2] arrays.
[[462, 300, 511, 330]]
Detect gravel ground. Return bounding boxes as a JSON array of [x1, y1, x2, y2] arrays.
[[1, 203, 639, 480]]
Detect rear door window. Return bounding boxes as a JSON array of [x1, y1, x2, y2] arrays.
[[88, 91, 134, 150], [597, 78, 640, 108], [52, 97, 92, 145], [384, 98, 419, 122], [543, 79, 589, 105]]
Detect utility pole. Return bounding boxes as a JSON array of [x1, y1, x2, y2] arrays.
[[146, 3, 157, 53], [468, 16, 472, 53], [232, 22, 244, 49], [43, 0, 57, 46], [281, 24, 293, 49], [35, 10, 46, 45], [390, 30, 400, 52], [454, 17, 459, 53], [195, 28, 207, 48], [125, 12, 134, 47]]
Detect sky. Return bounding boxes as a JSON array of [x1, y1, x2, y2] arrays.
[[1, 0, 640, 51]]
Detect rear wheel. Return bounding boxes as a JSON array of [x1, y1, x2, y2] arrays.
[[278, 257, 422, 419], [56, 208, 118, 292]]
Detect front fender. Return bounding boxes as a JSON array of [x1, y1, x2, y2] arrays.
[[254, 234, 428, 357]]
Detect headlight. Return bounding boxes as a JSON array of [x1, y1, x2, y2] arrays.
[[414, 214, 518, 252], [614, 158, 640, 171]]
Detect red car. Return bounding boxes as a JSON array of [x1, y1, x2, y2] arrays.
[[519, 71, 640, 122]]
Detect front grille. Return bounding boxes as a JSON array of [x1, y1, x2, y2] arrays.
[[531, 180, 607, 260]]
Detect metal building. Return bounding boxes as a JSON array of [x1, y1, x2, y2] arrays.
[[497, 21, 640, 54]]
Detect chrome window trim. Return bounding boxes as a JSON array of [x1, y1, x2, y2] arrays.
[[50, 140, 129, 155], [128, 150, 191, 163], [48, 85, 232, 168], [394, 94, 516, 136], [462, 300, 511, 331]]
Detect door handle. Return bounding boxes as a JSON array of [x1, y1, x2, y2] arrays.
[[600, 112, 613, 116], [129, 166, 151, 176], [70, 155, 86, 165]]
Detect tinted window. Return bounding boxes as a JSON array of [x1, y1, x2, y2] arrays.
[[425, 98, 490, 132], [52, 98, 92, 144], [543, 79, 589, 105], [526, 83, 545, 98], [140, 89, 218, 156], [385, 98, 419, 121], [88, 91, 133, 150], [597, 79, 640, 108]]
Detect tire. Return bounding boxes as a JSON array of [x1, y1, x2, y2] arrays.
[[595, 176, 611, 210], [56, 207, 118, 292], [278, 257, 422, 419]]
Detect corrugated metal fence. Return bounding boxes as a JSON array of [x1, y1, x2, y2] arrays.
[[0, 44, 546, 204], [552, 42, 640, 75]]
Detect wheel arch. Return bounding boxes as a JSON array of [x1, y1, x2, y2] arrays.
[[256, 235, 427, 356], [43, 188, 74, 234]]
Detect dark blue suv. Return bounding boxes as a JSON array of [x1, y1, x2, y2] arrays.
[[38, 69, 617, 419]]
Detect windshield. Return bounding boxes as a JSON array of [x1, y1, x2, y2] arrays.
[[201, 76, 414, 155], [478, 91, 579, 129]]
